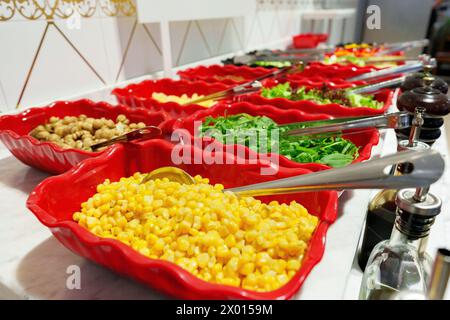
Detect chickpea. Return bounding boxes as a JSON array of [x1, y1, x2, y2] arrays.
[[35, 131, 50, 140], [108, 128, 118, 136], [55, 126, 65, 137], [49, 116, 59, 124], [103, 130, 115, 140], [74, 140, 83, 149], [64, 135, 74, 144], [94, 129, 104, 139], [81, 132, 92, 140], [85, 117, 94, 123], [93, 119, 103, 130], [62, 116, 71, 125], [30, 114, 143, 151], [105, 119, 115, 129], [69, 125, 78, 134], [82, 122, 93, 132], [62, 143, 73, 149], [48, 134, 60, 142], [83, 139, 93, 148], [116, 114, 127, 123]]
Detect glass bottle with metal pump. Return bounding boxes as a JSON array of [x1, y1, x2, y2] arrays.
[[359, 186, 442, 300], [358, 108, 428, 270]]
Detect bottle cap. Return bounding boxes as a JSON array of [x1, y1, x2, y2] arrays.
[[396, 188, 442, 217]]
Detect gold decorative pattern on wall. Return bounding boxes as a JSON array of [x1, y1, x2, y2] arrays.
[[0, 0, 136, 21], [0, 0, 333, 110], [100, 0, 135, 17]]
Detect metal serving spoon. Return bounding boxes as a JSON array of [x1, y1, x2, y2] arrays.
[[280, 111, 410, 138], [140, 149, 444, 197]]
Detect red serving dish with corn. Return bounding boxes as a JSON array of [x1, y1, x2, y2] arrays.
[[27, 138, 338, 299], [112, 79, 229, 119], [0, 99, 168, 174], [172, 102, 379, 168]]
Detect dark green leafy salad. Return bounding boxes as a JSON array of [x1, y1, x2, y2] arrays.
[[200, 113, 359, 168], [261, 82, 383, 109]]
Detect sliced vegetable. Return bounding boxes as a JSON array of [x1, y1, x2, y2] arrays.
[[253, 61, 292, 68], [261, 83, 383, 109]]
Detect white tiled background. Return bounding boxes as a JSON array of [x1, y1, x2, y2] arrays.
[[0, 0, 358, 112]]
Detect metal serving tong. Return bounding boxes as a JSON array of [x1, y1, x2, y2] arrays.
[[91, 126, 162, 151], [186, 63, 303, 106], [374, 39, 429, 56], [255, 46, 335, 56], [346, 60, 425, 82], [281, 112, 410, 138], [232, 52, 417, 66], [141, 149, 444, 196], [226, 149, 444, 197], [349, 75, 406, 94], [232, 53, 322, 66]]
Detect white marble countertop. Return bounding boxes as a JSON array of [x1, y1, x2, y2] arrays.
[[0, 129, 448, 300]]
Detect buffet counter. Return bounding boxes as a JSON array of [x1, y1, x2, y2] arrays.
[[0, 126, 448, 300]]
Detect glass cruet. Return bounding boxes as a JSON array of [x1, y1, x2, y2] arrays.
[[359, 188, 442, 300]]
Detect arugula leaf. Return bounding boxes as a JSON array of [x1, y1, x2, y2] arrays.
[[200, 113, 359, 168], [318, 153, 355, 168]]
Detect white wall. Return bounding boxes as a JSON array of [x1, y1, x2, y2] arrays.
[[0, 0, 358, 112]]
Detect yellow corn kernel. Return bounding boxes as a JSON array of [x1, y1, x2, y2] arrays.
[[177, 237, 190, 251], [86, 216, 99, 229], [216, 245, 229, 259], [224, 234, 236, 247], [196, 253, 209, 268], [287, 259, 301, 271], [73, 212, 81, 222], [239, 262, 255, 276]]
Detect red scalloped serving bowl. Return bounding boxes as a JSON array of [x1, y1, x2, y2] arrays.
[[172, 102, 379, 168], [177, 64, 274, 85], [27, 139, 338, 299], [299, 62, 382, 79], [239, 88, 394, 117], [0, 99, 168, 174], [112, 78, 229, 120], [292, 33, 328, 49]]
